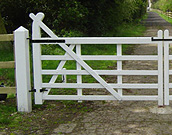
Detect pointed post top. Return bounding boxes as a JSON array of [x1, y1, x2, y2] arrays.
[[14, 26, 28, 32]]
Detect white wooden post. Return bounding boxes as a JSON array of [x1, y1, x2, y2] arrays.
[[62, 68, 67, 83], [14, 26, 32, 112], [164, 30, 170, 105], [76, 44, 82, 102], [117, 44, 122, 96], [157, 30, 163, 106], [31, 13, 44, 104]]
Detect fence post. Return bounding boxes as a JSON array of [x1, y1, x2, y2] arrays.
[[164, 30, 170, 105], [157, 30, 163, 106], [14, 26, 32, 112]]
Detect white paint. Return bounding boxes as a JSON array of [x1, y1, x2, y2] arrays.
[[76, 44, 82, 102], [117, 44, 122, 96], [41, 70, 158, 75], [164, 30, 170, 105], [31, 13, 43, 104], [14, 26, 32, 112], [28, 12, 167, 107], [41, 55, 158, 61], [42, 83, 158, 89], [157, 30, 163, 106]]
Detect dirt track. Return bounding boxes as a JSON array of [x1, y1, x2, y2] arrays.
[[50, 12, 172, 135]]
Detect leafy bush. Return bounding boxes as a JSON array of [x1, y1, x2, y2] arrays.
[[0, 0, 147, 36], [153, 0, 172, 12]]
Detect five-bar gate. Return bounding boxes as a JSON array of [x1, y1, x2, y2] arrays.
[[13, 12, 172, 112], [30, 13, 163, 106]]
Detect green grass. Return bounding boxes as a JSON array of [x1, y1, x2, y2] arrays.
[[0, 102, 16, 126], [115, 23, 146, 37]]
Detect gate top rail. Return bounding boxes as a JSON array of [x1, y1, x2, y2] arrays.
[[30, 37, 160, 44]]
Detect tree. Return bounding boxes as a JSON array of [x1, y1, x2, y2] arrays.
[[0, 0, 147, 36]]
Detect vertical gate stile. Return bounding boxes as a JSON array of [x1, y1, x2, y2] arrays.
[[117, 44, 123, 96], [164, 30, 170, 105], [157, 30, 163, 106], [76, 44, 82, 102], [32, 16, 44, 104], [62, 68, 67, 83]]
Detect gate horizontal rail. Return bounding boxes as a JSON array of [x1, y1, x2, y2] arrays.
[[42, 95, 158, 101], [41, 70, 158, 75], [32, 37, 159, 44], [42, 83, 158, 89], [41, 55, 158, 61]]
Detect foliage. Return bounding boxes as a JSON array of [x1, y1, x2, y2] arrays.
[[0, 0, 147, 36], [153, 0, 172, 12]]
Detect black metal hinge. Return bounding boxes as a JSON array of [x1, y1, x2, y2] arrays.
[[29, 88, 48, 92], [27, 38, 65, 43], [152, 37, 172, 41], [29, 89, 36, 92], [40, 88, 48, 92]]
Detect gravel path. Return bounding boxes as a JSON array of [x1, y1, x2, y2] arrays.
[[51, 12, 172, 135]]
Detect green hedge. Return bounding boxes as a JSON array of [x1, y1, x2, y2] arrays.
[[153, 0, 172, 12], [0, 0, 147, 36]]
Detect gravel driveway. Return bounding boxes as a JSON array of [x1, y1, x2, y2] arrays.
[[51, 12, 172, 135]]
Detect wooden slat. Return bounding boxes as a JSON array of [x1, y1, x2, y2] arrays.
[[0, 61, 15, 68], [42, 70, 158, 75], [0, 87, 16, 94], [43, 95, 158, 101], [0, 34, 14, 41], [42, 83, 158, 89]]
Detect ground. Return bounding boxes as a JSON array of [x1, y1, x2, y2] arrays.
[[1, 11, 172, 135]]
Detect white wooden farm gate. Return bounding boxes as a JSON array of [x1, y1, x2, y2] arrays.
[[13, 13, 172, 112]]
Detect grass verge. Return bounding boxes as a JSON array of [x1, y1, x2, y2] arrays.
[[153, 9, 172, 24]]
